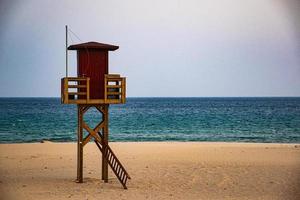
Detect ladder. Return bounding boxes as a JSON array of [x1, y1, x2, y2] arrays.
[[94, 132, 131, 189]]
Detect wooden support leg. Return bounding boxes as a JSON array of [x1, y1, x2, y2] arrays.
[[77, 105, 83, 183], [102, 105, 109, 182]]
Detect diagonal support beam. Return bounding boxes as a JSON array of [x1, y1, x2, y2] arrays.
[[95, 105, 105, 114], [81, 105, 91, 114], [81, 107, 104, 147], [82, 134, 92, 147], [82, 122, 102, 144], [82, 121, 105, 147]]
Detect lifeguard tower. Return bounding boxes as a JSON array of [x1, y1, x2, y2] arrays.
[[61, 32, 130, 188]]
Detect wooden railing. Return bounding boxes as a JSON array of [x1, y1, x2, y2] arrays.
[[104, 74, 126, 104], [61, 77, 90, 104], [61, 74, 126, 104]]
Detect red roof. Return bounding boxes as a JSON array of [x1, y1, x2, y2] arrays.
[[68, 41, 119, 51]]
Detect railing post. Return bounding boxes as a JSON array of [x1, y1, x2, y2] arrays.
[[122, 77, 126, 104], [104, 75, 107, 104], [86, 78, 90, 103], [64, 78, 69, 104]]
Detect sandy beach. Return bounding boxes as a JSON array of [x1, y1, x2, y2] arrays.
[[0, 142, 299, 200]]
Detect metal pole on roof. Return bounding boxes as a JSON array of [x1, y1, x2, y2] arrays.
[[65, 25, 68, 77]]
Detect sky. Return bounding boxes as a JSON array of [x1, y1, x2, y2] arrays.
[[0, 0, 299, 97]]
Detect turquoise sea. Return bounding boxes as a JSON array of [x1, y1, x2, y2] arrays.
[[0, 97, 299, 143]]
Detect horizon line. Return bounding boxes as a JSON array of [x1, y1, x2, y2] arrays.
[[0, 96, 300, 98]]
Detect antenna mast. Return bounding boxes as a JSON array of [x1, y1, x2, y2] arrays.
[[65, 25, 68, 77]]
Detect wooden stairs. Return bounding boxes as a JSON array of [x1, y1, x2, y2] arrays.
[[94, 131, 131, 189]]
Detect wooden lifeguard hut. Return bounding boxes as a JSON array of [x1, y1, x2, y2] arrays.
[[61, 28, 130, 189]]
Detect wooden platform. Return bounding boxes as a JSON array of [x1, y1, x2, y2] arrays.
[[61, 74, 126, 104]]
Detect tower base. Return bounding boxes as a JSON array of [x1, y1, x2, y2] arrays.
[[76, 104, 130, 189]]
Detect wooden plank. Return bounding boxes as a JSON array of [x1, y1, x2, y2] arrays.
[[68, 92, 87, 95], [68, 85, 86, 88], [86, 99, 106, 104], [122, 78, 126, 103], [102, 105, 109, 182], [82, 134, 92, 147], [63, 78, 69, 104], [105, 74, 120, 78], [68, 77, 88, 81], [86, 78, 90, 101], [94, 120, 105, 133], [104, 76, 107, 103], [68, 100, 88, 104], [95, 105, 104, 115], [66, 99, 124, 105], [82, 113, 104, 147], [82, 105, 91, 114], [105, 99, 122, 104], [77, 105, 83, 183], [82, 122, 102, 143], [107, 85, 122, 88], [107, 92, 122, 95], [106, 78, 122, 81]]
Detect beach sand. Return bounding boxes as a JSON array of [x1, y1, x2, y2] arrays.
[[0, 142, 299, 200]]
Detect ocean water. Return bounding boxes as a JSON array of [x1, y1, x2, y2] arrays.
[[0, 97, 299, 143]]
